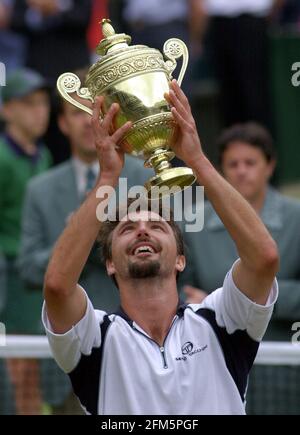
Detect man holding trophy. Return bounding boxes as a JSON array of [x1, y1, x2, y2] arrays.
[[41, 20, 279, 415]]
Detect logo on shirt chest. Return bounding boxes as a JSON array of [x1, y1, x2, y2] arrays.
[[175, 341, 208, 362]]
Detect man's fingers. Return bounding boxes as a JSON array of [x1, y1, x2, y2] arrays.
[[112, 121, 132, 144], [92, 97, 103, 131], [168, 90, 190, 119], [170, 79, 187, 101], [92, 99, 120, 134], [164, 92, 172, 105], [101, 103, 119, 131], [171, 107, 192, 132], [170, 79, 191, 114], [167, 87, 197, 133], [91, 97, 131, 144]]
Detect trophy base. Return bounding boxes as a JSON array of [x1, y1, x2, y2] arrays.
[[145, 167, 196, 198]]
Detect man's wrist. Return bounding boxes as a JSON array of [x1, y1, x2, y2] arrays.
[[189, 153, 210, 173], [190, 154, 216, 184], [97, 174, 119, 189]]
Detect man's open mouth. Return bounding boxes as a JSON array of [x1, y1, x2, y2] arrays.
[[131, 243, 158, 256]]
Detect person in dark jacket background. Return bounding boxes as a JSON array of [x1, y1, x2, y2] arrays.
[[11, 0, 92, 85]]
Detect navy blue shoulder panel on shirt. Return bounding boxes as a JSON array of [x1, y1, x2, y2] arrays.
[[68, 315, 111, 415], [196, 308, 259, 402]]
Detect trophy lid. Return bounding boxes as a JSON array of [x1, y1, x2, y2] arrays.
[[97, 19, 132, 56]]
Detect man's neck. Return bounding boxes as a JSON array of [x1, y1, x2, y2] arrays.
[[119, 278, 179, 346], [71, 148, 98, 165], [6, 125, 37, 156]]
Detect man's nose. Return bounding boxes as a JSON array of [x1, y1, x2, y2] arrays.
[[136, 222, 150, 238], [236, 163, 248, 176]]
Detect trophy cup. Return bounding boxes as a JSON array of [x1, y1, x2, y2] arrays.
[[57, 19, 196, 195]]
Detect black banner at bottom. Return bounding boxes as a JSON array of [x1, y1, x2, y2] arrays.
[[1, 414, 255, 432]]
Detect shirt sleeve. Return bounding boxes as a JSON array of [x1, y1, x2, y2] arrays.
[[199, 260, 278, 342], [42, 288, 106, 373]]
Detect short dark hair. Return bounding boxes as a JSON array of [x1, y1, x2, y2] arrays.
[[97, 198, 185, 288], [217, 122, 276, 166]]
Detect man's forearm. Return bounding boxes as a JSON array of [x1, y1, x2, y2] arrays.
[[192, 155, 277, 272], [166, 80, 278, 303], [44, 175, 117, 294]]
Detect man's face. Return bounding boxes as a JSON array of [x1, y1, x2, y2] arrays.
[[58, 97, 96, 160], [221, 141, 275, 201], [106, 211, 185, 284], [4, 90, 50, 139]]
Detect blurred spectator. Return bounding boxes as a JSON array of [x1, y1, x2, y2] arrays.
[[109, 0, 205, 169], [18, 70, 154, 413], [108, 0, 127, 33], [0, 0, 27, 71], [0, 362, 15, 415], [181, 122, 300, 414], [9, 1, 93, 166], [0, 251, 6, 314], [109, 0, 205, 89], [0, 68, 52, 414], [277, 0, 300, 27], [200, 0, 286, 129], [87, 0, 108, 62], [0, 252, 14, 416], [121, 0, 192, 48], [10, 0, 92, 84]]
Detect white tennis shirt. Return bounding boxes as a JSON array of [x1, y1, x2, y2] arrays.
[[42, 262, 278, 415]]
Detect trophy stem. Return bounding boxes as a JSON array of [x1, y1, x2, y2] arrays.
[[144, 149, 174, 173], [144, 148, 196, 196]]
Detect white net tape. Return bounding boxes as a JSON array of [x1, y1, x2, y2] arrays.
[[0, 336, 300, 364]]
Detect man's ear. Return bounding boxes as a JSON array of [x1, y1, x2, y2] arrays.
[[267, 158, 276, 179], [57, 113, 68, 136], [106, 259, 116, 276], [176, 255, 186, 273]]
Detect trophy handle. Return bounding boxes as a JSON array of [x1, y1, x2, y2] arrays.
[[57, 73, 95, 116], [163, 38, 189, 86]]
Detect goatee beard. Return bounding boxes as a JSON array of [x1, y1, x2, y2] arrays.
[[128, 259, 160, 279]]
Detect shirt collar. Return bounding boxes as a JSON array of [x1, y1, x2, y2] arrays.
[[72, 156, 99, 177], [71, 156, 99, 196], [2, 133, 43, 164], [115, 299, 188, 326]]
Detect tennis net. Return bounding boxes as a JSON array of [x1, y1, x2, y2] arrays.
[[1, 336, 300, 415]]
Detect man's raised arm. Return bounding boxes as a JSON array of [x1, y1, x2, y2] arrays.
[[166, 80, 279, 305], [43, 98, 132, 334]]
